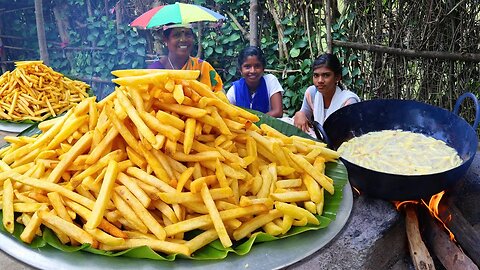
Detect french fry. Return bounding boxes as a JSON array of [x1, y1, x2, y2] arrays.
[[85, 160, 119, 230], [275, 201, 319, 225], [183, 118, 196, 154], [47, 131, 93, 183], [287, 151, 334, 194], [201, 183, 232, 248], [20, 205, 48, 243], [116, 173, 151, 208], [38, 210, 97, 247], [99, 238, 190, 256], [85, 227, 125, 246], [184, 228, 218, 254], [2, 179, 14, 233], [164, 204, 268, 236], [115, 186, 166, 240], [232, 209, 283, 240], [111, 192, 148, 233]]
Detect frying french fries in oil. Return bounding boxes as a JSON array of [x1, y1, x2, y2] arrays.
[[0, 69, 340, 257], [0, 61, 90, 122]]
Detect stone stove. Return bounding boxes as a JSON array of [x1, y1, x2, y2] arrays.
[[288, 151, 480, 270]]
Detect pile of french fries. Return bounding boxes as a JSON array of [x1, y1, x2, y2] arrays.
[[0, 61, 90, 122], [0, 69, 340, 257]]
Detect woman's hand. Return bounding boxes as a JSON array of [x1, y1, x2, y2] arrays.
[[293, 111, 309, 132]]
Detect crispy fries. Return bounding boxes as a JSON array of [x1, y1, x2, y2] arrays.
[[0, 61, 90, 122], [0, 69, 340, 258]]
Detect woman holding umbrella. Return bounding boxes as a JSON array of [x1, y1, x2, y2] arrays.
[[148, 23, 223, 92], [130, 3, 226, 92]]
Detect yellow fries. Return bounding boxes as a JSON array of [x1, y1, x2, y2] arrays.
[[0, 69, 341, 258], [0, 61, 90, 122]]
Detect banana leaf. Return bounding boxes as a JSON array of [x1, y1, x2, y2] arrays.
[[0, 110, 349, 261]]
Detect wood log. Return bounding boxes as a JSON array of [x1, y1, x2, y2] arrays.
[[53, 3, 74, 70], [422, 208, 478, 270], [115, 0, 123, 48], [34, 0, 49, 65], [266, 0, 288, 61], [405, 204, 435, 270], [0, 16, 7, 73], [438, 199, 480, 267], [2, 45, 36, 51], [332, 40, 480, 62], [249, 0, 259, 46], [325, 0, 332, 54]]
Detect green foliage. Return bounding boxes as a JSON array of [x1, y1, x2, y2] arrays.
[[49, 9, 146, 83], [0, 0, 363, 114]]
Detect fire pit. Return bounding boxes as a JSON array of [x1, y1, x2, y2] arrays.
[[289, 151, 480, 270]]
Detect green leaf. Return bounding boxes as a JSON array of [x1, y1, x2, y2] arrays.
[[284, 27, 295, 35], [293, 39, 308, 48], [289, 48, 300, 58], [204, 47, 213, 57], [228, 65, 237, 76], [228, 33, 240, 42], [136, 47, 145, 57], [351, 67, 361, 77], [97, 39, 106, 46], [86, 34, 96, 42]]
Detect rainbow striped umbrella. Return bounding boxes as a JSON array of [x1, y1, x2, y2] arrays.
[[130, 2, 225, 29]]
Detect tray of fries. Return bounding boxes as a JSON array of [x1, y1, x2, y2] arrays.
[[0, 61, 91, 130], [0, 69, 352, 269]]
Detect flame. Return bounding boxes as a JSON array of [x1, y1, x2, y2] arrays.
[[421, 191, 456, 241], [392, 191, 456, 242], [393, 200, 418, 210]]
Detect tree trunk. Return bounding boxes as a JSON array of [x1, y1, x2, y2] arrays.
[[34, 0, 49, 65], [266, 0, 288, 61], [332, 40, 480, 62], [53, 4, 74, 71], [325, 0, 332, 53], [86, 0, 93, 17], [115, 0, 123, 47], [249, 0, 259, 46], [0, 16, 7, 73], [196, 23, 203, 58]]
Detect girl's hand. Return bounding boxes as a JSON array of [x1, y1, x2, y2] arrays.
[[293, 111, 309, 132]]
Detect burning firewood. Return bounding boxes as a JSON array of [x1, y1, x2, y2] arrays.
[[404, 204, 435, 270], [423, 207, 478, 270]]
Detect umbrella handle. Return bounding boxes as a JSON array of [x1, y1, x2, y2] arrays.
[[453, 92, 480, 130], [313, 121, 333, 148]]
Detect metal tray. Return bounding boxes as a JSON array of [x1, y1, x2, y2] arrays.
[[0, 122, 33, 133], [0, 183, 352, 270]]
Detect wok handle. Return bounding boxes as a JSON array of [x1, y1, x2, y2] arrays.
[[453, 92, 480, 130], [313, 121, 333, 147]]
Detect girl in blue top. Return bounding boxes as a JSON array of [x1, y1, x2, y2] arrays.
[[226, 46, 284, 117]]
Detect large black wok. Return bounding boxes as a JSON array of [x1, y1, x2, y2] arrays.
[[317, 92, 479, 201]]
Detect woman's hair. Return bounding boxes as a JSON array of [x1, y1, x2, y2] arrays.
[[162, 27, 194, 39], [312, 53, 342, 76], [237, 46, 266, 68]]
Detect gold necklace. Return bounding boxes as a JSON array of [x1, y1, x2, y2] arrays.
[[167, 56, 189, 70], [167, 56, 177, 69]]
